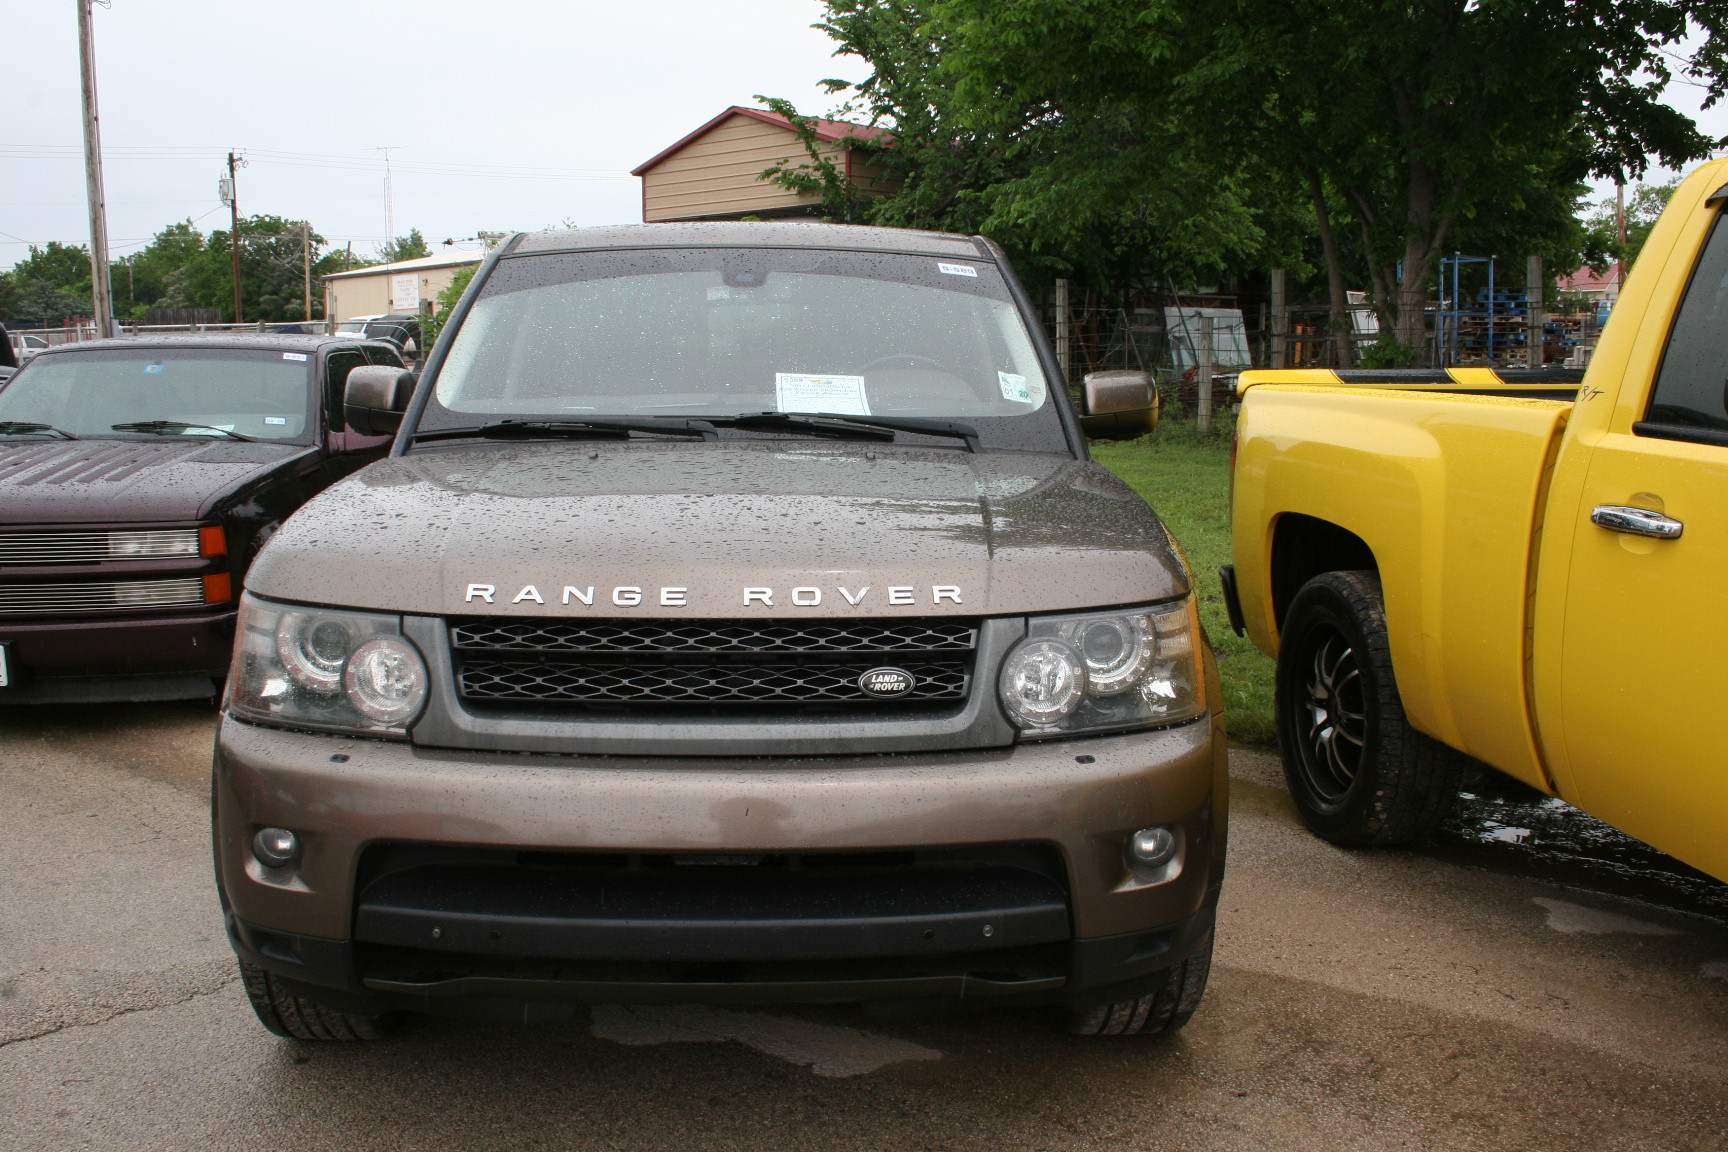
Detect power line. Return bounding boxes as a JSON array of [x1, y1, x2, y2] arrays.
[[0, 143, 632, 180]]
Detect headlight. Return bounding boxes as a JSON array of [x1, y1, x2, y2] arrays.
[[998, 598, 1205, 737], [227, 594, 428, 736]]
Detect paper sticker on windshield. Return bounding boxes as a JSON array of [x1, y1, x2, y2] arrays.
[[282, 352, 308, 361], [263, 416, 288, 426], [775, 373, 870, 416], [999, 371, 1033, 404], [186, 425, 237, 436], [143, 364, 164, 374], [937, 263, 978, 277]]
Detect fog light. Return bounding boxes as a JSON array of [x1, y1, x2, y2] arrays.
[[252, 827, 300, 868], [1128, 826, 1177, 868]]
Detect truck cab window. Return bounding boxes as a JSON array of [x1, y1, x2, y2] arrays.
[[1645, 209, 1728, 434]]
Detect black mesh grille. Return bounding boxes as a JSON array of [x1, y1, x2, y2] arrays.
[[450, 616, 978, 714], [459, 660, 969, 704], [450, 618, 976, 654]]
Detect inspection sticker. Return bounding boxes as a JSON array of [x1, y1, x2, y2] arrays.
[[263, 416, 288, 426], [998, 371, 1032, 404], [775, 373, 870, 416], [282, 352, 308, 361], [143, 364, 164, 374], [937, 263, 977, 277]]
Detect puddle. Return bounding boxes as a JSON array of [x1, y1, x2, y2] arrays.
[[1424, 775, 1728, 923], [590, 1004, 942, 1077], [1532, 897, 1685, 936]]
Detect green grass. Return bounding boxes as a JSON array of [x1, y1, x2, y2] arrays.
[[1090, 421, 1277, 747]]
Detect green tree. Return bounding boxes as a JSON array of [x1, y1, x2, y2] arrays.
[[184, 215, 341, 322], [380, 229, 430, 263], [927, 0, 1727, 356], [764, 1, 1307, 295], [2, 241, 93, 324], [424, 263, 478, 342], [1580, 180, 1680, 274], [112, 220, 206, 320]]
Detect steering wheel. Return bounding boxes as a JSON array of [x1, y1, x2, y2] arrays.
[[857, 353, 953, 375]]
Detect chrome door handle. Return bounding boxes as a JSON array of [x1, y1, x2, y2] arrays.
[[1591, 505, 1684, 539]]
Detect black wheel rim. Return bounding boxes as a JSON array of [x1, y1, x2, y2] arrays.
[[1294, 625, 1366, 804]]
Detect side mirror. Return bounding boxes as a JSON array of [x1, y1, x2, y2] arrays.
[[344, 366, 416, 436], [1079, 370, 1159, 440]]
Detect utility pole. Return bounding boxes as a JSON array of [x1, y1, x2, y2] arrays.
[[77, 0, 116, 339], [1268, 268, 1287, 369], [224, 151, 244, 322], [1054, 278, 1071, 386], [1197, 315, 1215, 433], [1614, 180, 1627, 295], [1526, 255, 1544, 369], [301, 220, 312, 323]]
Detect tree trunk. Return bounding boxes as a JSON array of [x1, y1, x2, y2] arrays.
[[1392, 163, 1454, 354], [1308, 171, 1354, 369]]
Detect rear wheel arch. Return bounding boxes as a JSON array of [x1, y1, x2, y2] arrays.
[[1270, 513, 1377, 634]]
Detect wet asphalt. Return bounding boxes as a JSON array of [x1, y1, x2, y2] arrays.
[[2, 702, 1726, 1152]]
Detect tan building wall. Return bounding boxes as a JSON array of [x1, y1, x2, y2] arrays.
[[641, 114, 843, 223], [323, 258, 478, 322]]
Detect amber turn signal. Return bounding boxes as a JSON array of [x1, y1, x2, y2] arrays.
[[202, 572, 233, 604], [199, 525, 228, 557]]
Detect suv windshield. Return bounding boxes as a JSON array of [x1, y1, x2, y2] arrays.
[[423, 247, 1068, 453], [0, 348, 314, 441]]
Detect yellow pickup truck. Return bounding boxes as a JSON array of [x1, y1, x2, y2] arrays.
[[1222, 157, 1728, 883]]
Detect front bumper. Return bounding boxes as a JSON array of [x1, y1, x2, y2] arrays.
[[214, 712, 1226, 1012], [0, 610, 234, 703]]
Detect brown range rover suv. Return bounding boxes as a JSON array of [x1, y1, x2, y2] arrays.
[[0, 335, 401, 703], [216, 223, 1226, 1040]]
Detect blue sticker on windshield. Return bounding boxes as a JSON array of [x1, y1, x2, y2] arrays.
[[143, 364, 164, 374], [263, 416, 288, 426]]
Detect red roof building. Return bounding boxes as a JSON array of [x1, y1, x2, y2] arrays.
[[1556, 265, 1621, 302], [632, 106, 892, 223]]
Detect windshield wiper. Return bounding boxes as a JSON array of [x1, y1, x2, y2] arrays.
[[723, 412, 980, 452], [415, 418, 718, 443], [111, 420, 256, 443], [0, 421, 79, 440]]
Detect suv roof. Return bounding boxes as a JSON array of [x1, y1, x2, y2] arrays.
[[508, 221, 993, 260]]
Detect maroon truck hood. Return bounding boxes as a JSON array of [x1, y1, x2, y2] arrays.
[[0, 439, 307, 525]]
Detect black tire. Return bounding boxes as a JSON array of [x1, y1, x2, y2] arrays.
[[1066, 937, 1212, 1037], [1275, 570, 1462, 846], [239, 960, 389, 1041]]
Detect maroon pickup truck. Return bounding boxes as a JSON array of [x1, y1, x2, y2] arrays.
[[0, 334, 401, 703]]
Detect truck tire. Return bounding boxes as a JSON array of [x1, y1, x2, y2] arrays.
[[1276, 570, 1462, 846], [239, 960, 390, 1041], [1066, 938, 1212, 1036]]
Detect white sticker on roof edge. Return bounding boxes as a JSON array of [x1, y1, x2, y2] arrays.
[[998, 371, 1032, 404], [282, 352, 309, 361], [937, 263, 978, 277], [775, 373, 870, 417]]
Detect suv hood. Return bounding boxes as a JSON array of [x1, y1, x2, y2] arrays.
[[0, 439, 310, 525], [248, 441, 1189, 617]]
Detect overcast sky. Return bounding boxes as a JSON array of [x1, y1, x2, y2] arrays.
[[4, 2, 1725, 273], [2, 0, 869, 269]]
